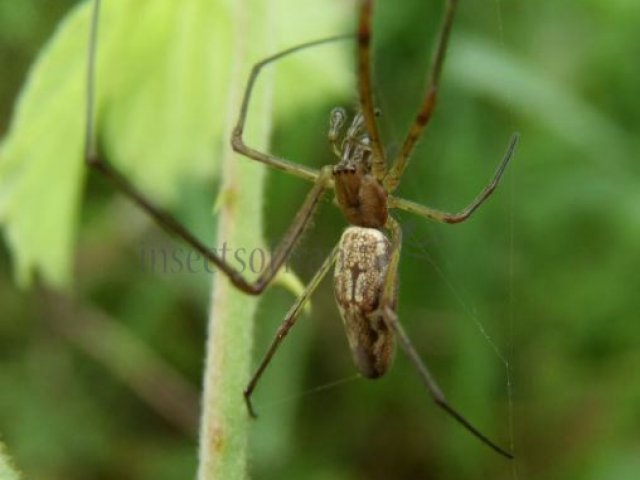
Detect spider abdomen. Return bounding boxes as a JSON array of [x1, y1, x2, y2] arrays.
[[334, 227, 396, 378]]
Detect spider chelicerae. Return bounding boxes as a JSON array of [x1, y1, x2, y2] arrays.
[[86, 0, 518, 458]]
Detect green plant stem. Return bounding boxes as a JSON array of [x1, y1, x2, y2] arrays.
[[197, 1, 273, 478]]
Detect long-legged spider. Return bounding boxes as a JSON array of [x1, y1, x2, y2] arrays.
[[86, 0, 518, 459]]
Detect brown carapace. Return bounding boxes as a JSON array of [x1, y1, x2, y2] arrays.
[[330, 109, 388, 229]]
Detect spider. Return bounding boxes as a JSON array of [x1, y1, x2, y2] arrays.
[[85, 0, 518, 459]]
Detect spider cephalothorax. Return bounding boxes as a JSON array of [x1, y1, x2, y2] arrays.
[[330, 108, 388, 229]]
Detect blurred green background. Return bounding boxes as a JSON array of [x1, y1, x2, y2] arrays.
[[1, 0, 639, 479]]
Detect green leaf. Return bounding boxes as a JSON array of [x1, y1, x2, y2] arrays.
[[0, 0, 351, 288], [0, 440, 21, 480], [0, 1, 89, 288]]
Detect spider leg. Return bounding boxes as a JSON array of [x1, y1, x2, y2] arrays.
[[375, 217, 512, 458], [244, 245, 340, 417], [232, 35, 354, 184], [86, 1, 337, 294], [379, 305, 513, 459], [382, 216, 402, 304], [89, 121, 332, 294], [384, 0, 460, 193], [357, 0, 387, 180], [388, 133, 519, 224]]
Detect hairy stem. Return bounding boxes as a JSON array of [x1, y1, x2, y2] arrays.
[[197, 0, 273, 478]]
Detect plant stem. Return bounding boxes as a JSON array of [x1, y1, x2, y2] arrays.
[[197, 1, 273, 478]]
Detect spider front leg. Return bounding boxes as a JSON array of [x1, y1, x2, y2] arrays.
[[87, 111, 332, 295], [86, 0, 338, 294], [231, 35, 353, 185], [383, 0, 460, 192], [356, 0, 460, 190], [375, 217, 513, 458], [356, 0, 387, 180], [389, 133, 519, 224], [244, 245, 340, 417]]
